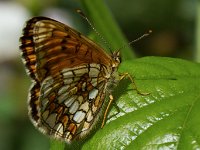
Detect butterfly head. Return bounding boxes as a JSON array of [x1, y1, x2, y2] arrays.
[[111, 51, 121, 69]]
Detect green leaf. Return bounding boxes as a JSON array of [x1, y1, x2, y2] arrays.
[[82, 56, 200, 150], [50, 139, 65, 150]]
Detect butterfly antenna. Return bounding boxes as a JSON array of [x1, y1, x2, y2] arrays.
[[76, 9, 112, 52], [118, 30, 152, 51]]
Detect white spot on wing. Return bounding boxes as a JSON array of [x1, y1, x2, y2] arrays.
[[62, 70, 74, 78], [73, 111, 86, 123], [42, 87, 52, 97], [58, 92, 69, 103], [42, 76, 54, 90], [54, 123, 64, 136], [58, 85, 70, 95], [69, 101, 79, 114], [41, 76, 54, 97], [64, 96, 77, 107], [89, 88, 98, 99]]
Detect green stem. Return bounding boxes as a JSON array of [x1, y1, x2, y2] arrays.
[[80, 0, 135, 60]]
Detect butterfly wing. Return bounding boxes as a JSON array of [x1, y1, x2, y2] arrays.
[[20, 17, 112, 82], [20, 17, 114, 143], [34, 63, 109, 142]]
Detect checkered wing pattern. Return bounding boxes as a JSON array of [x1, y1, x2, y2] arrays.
[[20, 17, 119, 143], [38, 64, 109, 142]]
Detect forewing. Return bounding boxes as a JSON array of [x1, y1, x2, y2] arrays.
[[20, 17, 112, 82], [33, 64, 108, 143]]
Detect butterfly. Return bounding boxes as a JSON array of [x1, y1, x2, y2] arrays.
[[20, 16, 125, 143]]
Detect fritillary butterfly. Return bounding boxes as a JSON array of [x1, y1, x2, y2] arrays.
[[20, 16, 144, 143]]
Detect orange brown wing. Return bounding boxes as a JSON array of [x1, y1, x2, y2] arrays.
[[20, 17, 112, 82], [20, 17, 115, 143]]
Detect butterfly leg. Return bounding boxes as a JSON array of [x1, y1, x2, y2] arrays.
[[106, 101, 121, 120], [101, 73, 149, 128], [101, 94, 114, 128], [120, 72, 149, 95]]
